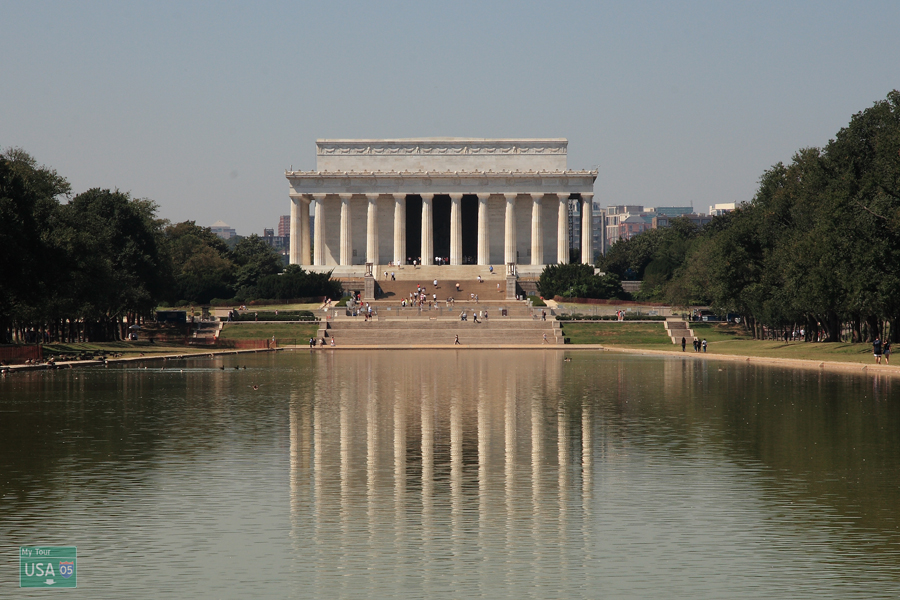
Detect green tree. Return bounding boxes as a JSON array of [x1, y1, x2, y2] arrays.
[[0, 148, 70, 342], [53, 189, 170, 340], [164, 221, 236, 304], [232, 234, 284, 296], [538, 263, 627, 300]]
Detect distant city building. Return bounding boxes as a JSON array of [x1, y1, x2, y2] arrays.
[[605, 205, 710, 247], [210, 220, 237, 240], [592, 203, 606, 259], [263, 226, 290, 261], [653, 206, 693, 217], [708, 202, 737, 216], [652, 213, 713, 229], [277, 215, 290, 238]]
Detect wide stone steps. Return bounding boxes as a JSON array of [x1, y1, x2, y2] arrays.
[[375, 279, 508, 300], [321, 327, 563, 346], [664, 318, 695, 344], [329, 320, 559, 330], [341, 305, 540, 318], [370, 265, 508, 281]]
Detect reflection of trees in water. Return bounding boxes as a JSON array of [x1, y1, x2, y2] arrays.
[[563, 356, 900, 558]]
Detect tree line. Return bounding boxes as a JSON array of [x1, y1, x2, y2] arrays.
[[0, 149, 341, 343], [597, 90, 900, 342]]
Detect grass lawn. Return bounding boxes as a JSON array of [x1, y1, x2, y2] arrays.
[[564, 321, 881, 365], [688, 323, 877, 364], [561, 322, 673, 346], [43, 341, 213, 357], [228, 302, 323, 311], [219, 323, 319, 342]]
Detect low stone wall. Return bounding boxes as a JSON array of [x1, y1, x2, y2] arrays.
[[0, 345, 43, 364]]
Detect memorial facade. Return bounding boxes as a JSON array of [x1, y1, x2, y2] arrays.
[[285, 139, 597, 270]]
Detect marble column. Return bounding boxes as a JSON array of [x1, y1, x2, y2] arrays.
[[300, 196, 311, 266], [477, 194, 490, 265], [393, 194, 406, 266], [581, 193, 593, 264], [340, 194, 352, 266], [531, 194, 543, 265], [421, 194, 434, 266], [289, 195, 301, 265], [449, 193, 463, 266], [366, 194, 378, 265], [314, 194, 326, 266], [557, 194, 569, 265], [504, 193, 517, 265]]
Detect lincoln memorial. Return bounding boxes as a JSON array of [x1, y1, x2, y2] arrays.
[[285, 138, 597, 272]]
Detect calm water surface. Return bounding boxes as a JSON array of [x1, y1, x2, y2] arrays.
[[1, 351, 900, 598]]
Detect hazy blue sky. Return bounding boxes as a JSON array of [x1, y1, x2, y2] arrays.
[[2, 1, 898, 235]]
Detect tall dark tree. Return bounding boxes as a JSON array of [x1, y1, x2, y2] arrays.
[[0, 148, 70, 342], [53, 189, 169, 340], [232, 234, 284, 297], [165, 221, 235, 304]]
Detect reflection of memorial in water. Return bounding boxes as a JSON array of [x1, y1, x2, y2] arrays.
[[287, 351, 592, 592]]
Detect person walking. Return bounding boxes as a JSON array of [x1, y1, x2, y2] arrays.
[[433, 279, 438, 288], [454, 334, 460, 345], [542, 333, 548, 344], [884, 339, 892, 364], [681, 336, 686, 352], [701, 339, 707, 353], [874, 337, 883, 364]]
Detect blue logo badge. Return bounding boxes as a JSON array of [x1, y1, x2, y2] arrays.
[[59, 562, 74, 579]]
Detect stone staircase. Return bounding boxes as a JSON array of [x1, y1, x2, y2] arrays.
[[368, 265, 508, 282], [374, 278, 510, 301], [317, 317, 564, 346], [664, 317, 694, 345]]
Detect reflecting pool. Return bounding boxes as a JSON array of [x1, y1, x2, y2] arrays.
[[1, 351, 899, 598]]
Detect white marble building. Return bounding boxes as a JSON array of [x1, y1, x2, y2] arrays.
[[285, 139, 597, 271]]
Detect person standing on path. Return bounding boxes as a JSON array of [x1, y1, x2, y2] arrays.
[[681, 337, 686, 352], [874, 337, 883, 364], [454, 334, 460, 345]]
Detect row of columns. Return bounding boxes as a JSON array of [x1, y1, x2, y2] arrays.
[[291, 192, 594, 267]]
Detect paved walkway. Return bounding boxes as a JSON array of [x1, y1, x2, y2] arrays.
[[2, 348, 277, 373], [294, 344, 900, 376], [6, 344, 899, 379]]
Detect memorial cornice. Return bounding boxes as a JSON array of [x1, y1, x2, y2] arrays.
[[286, 169, 597, 196], [316, 138, 568, 156]]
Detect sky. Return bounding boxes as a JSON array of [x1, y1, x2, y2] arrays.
[[2, 1, 898, 235]]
